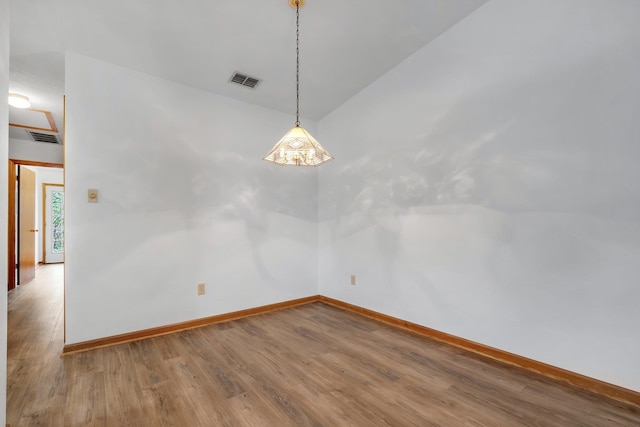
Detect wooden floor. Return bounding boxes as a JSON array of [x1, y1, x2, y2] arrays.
[[7, 265, 640, 426]]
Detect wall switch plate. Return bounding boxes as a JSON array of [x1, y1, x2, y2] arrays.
[[197, 283, 205, 296], [350, 274, 356, 285], [88, 189, 99, 203]]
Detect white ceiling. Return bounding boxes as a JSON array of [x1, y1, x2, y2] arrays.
[[9, 0, 488, 141]]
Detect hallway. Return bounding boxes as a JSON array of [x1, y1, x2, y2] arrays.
[[7, 264, 65, 424]]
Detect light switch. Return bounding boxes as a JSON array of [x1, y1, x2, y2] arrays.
[[88, 189, 99, 203]]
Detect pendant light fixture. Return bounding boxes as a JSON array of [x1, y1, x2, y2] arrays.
[[263, 0, 333, 166]]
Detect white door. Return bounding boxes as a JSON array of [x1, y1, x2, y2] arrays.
[[44, 184, 64, 263]]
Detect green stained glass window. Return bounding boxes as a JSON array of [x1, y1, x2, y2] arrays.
[[51, 190, 64, 253]]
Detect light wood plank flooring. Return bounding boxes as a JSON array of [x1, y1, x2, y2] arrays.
[[7, 264, 640, 426]]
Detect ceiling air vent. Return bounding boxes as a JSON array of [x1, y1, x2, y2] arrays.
[[230, 72, 261, 89], [28, 131, 60, 144]]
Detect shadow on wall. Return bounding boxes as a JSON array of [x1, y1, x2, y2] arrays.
[[72, 88, 321, 293], [317, 50, 640, 341], [319, 50, 640, 232]]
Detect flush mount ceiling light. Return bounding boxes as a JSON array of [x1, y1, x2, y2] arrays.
[[263, 0, 333, 166], [8, 93, 31, 109]]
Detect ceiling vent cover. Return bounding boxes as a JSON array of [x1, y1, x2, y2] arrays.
[[230, 72, 261, 89], [28, 131, 60, 144]]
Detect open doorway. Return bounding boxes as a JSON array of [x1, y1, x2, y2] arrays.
[[7, 159, 64, 290]]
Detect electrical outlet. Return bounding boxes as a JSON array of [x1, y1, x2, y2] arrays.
[[197, 283, 205, 296], [350, 274, 356, 286]]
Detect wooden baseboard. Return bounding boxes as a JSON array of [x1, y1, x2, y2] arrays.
[[318, 296, 640, 407], [62, 295, 321, 355], [62, 293, 640, 407]]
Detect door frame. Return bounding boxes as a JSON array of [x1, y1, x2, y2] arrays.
[[42, 183, 65, 264], [7, 159, 64, 291]]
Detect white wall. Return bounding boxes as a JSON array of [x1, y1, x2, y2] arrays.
[[0, 0, 9, 422], [58, 0, 640, 395], [65, 52, 319, 344], [24, 166, 64, 263], [9, 138, 64, 164], [318, 0, 640, 392]]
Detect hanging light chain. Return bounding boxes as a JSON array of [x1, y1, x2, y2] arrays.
[[295, 2, 300, 126], [262, 0, 334, 166]]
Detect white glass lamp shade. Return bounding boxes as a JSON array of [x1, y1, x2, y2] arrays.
[[263, 125, 333, 166], [8, 93, 31, 108]]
